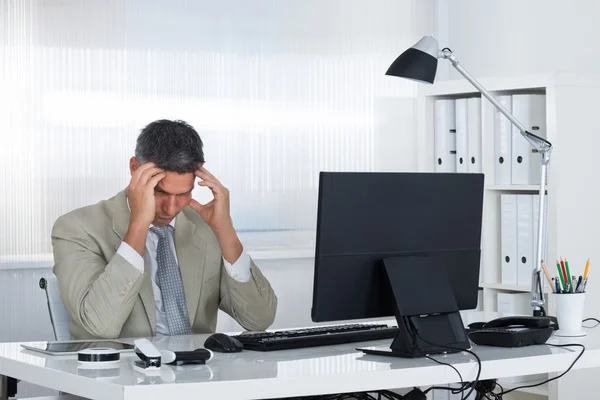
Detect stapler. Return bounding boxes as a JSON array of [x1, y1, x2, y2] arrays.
[[133, 339, 162, 374]]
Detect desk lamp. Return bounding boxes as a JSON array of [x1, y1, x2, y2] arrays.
[[386, 36, 552, 318]]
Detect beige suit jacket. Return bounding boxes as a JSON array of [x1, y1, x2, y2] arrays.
[[51, 190, 277, 339]]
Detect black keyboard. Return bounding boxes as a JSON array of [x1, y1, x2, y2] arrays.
[[232, 323, 399, 351]]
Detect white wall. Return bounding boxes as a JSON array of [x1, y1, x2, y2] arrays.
[[438, 0, 600, 80]]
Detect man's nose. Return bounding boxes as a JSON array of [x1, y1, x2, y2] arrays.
[[165, 196, 177, 215]]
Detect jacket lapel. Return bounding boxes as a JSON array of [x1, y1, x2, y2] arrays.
[[174, 211, 206, 326], [110, 190, 157, 335]]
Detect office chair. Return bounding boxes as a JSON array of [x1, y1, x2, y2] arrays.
[[39, 276, 70, 341]]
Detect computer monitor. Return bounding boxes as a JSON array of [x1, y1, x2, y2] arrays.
[[311, 172, 484, 356]]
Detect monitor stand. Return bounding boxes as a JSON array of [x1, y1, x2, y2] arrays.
[[359, 255, 470, 358]]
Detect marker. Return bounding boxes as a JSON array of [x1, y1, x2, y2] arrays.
[[560, 258, 568, 288], [565, 259, 573, 293], [556, 261, 566, 292]]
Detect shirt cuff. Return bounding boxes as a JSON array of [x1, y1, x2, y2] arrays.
[[117, 241, 145, 273], [223, 250, 251, 283]]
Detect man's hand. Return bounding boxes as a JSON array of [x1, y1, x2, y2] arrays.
[[124, 162, 165, 256], [190, 167, 243, 264], [189, 167, 233, 233]]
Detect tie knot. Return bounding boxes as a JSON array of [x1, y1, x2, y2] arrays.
[[150, 225, 173, 240]]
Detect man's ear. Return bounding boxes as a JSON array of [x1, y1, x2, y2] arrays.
[[129, 157, 140, 176]]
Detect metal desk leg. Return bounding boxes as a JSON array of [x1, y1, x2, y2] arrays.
[[0, 374, 7, 400]]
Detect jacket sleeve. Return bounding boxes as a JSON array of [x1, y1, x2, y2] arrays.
[[51, 215, 145, 339], [218, 256, 277, 331]]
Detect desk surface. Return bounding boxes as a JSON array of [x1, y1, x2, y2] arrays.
[[1, 318, 600, 400]]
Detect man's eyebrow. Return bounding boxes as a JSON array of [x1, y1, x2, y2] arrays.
[[155, 185, 194, 196]]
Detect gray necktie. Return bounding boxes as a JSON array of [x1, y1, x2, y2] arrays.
[[150, 225, 193, 336]]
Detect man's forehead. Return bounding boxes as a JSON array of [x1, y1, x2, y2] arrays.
[[156, 174, 195, 195]]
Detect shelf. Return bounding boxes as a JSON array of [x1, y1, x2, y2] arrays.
[[486, 185, 543, 192], [498, 380, 548, 397], [479, 282, 531, 292]]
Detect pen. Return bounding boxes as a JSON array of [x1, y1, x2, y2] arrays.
[[575, 276, 583, 293], [565, 259, 573, 293], [554, 277, 560, 294], [584, 258, 591, 279], [556, 261, 566, 292]]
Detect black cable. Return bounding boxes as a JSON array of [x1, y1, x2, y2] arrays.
[[582, 317, 600, 327], [297, 391, 399, 400], [423, 356, 466, 399], [415, 330, 482, 400], [378, 390, 403, 400], [497, 343, 585, 397]]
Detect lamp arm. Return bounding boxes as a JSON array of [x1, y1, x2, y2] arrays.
[[439, 49, 553, 315], [440, 51, 552, 155]]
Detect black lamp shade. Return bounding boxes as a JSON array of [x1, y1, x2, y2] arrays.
[[386, 48, 438, 84], [386, 36, 441, 84]]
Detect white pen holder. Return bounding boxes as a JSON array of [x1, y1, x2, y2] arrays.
[[553, 293, 587, 337]]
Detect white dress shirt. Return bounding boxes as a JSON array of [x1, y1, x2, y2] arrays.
[[117, 217, 251, 335]]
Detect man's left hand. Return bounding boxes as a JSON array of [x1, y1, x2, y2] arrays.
[[189, 166, 233, 233]]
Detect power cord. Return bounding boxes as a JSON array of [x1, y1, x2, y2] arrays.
[[582, 317, 600, 327], [415, 330, 482, 400], [417, 334, 584, 399], [495, 343, 585, 397], [288, 390, 404, 400], [423, 356, 467, 399]]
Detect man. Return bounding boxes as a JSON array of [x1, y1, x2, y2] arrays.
[[52, 119, 277, 339]]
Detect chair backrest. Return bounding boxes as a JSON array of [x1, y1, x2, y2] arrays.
[[39, 276, 70, 341]]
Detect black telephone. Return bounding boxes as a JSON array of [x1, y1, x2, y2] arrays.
[[467, 316, 555, 347]]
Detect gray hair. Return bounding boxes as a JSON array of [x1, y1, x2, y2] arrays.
[[135, 119, 205, 173]]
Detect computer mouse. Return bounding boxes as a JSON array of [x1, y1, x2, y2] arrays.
[[203, 333, 244, 353]]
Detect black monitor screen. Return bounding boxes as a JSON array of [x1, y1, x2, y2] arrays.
[[311, 172, 484, 322]]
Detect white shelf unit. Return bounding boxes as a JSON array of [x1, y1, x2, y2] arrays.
[[417, 72, 600, 400]]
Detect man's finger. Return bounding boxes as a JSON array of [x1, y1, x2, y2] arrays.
[[195, 170, 220, 185], [146, 171, 166, 189], [198, 180, 224, 197], [196, 172, 226, 192], [195, 168, 222, 185], [188, 198, 205, 213], [197, 166, 217, 179], [130, 162, 157, 186], [139, 167, 166, 186]]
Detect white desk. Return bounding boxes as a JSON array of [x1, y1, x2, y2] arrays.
[[1, 327, 600, 400]]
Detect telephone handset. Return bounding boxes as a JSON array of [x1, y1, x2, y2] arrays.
[[467, 316, 554, 347]]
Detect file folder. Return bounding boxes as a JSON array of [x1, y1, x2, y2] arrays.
[[455, 98, 468, 173], [467, 97, 482, 173], [501, 194, 518, 285], [511, 94, 546, 185], [434, 99, 456, 173], [517, 195, 534, 286], [494, 95, 512, 185]]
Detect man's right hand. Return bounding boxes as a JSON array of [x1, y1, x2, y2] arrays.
[[124, 162, 165, 256]]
